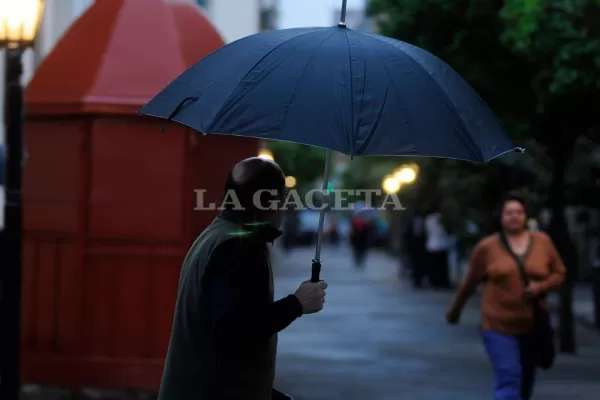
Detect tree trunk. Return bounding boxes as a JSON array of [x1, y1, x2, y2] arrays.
[[548, 140, 577, 353]]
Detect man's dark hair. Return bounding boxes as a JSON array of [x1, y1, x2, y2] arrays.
[[223, 157, 286, 212]]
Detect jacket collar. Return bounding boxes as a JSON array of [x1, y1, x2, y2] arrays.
[[218, 209, 282, 243]]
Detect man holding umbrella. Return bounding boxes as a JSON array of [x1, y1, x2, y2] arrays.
[[158, 157, 327, 400], [140, 5, 522, 398]]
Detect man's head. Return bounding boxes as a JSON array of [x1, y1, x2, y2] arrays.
[[223, 157, 287, 227]]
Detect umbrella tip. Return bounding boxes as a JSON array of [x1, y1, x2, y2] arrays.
[[515, 147, 526, 153]]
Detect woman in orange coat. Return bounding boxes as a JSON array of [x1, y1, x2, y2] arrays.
[[446, 193, 565, 400]]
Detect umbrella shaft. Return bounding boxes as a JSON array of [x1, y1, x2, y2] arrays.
[[314, 150, 332, 262], [339, 0, 348, 25]]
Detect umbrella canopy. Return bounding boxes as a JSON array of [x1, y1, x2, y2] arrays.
[[139, 26, 521, 163], [139, 10, 524, 282]]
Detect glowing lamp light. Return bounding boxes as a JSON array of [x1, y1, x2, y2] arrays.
[[0, 0, 45, 48], [394, 166, 417, 184], [258, 149, 274, 161], [382, 175, 400, 194], [285, 176, 296, 188]]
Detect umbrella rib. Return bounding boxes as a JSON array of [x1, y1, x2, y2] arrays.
[[278, 30, 340, 135], [366, 34, 486, 162], [355, 85, 389, 155], [343, 28, 355, 156]]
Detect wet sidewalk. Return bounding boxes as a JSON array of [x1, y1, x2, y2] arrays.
[[22, 244, 600, 399], [272, 245, 600, 400]]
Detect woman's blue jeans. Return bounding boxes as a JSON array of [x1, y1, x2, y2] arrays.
[[482, 330, 536, 400]]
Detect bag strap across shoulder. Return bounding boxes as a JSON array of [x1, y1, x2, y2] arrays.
[[499, 232, 534, 287]]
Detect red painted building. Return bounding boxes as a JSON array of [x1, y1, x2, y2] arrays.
[[22, 0, 257, 390]]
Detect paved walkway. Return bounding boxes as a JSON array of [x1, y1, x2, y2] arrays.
[[271, 244, 600, 400], [24, 243, 600, 399]]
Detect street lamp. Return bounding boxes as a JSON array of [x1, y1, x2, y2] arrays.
[[258, 149, 274, 161], [394, 165, 417, 184], [0, 2, 45, 400], [285, 176, 296, 188], [0, 1, 44, 48], [382, 175, 400, 194]]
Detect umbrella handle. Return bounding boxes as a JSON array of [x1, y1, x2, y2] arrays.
[[311, 259, 321, 282]]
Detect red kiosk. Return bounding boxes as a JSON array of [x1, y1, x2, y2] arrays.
[[22, 0, 257, 390]]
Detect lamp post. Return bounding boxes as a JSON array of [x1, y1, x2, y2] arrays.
[[0, 2, 45, 400]]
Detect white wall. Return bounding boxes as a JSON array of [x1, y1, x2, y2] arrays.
[[206, 0, 261, 43], [278, 0, 365, 28]]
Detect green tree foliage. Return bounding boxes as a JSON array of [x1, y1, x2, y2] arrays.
[[367, 0, 600, 352], [367, 0, 538, 137], [502, 0, 600, 99], [500, 0, 600, 154], [267, 141, 326, 190], [499, 0, 600, 354], [367, 0, 600, 217]]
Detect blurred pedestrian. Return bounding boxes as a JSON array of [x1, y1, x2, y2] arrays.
[[538, 208, 551, 234], [158, 157, 327, 400], [404, 209, 427, 288], [327, 212, 340, 246], [588, 227, 600, 329], [424, 204, 451, 288], [350, 208, 373, 267], [445, 193, 565, 400]]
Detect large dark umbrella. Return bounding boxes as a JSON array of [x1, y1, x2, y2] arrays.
[[138, 0, 523, 282]]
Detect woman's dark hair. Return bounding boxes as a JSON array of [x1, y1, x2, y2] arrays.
[[493, 192, 528, 231]]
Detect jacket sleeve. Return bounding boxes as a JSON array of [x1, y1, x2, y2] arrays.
[[447, 239, 487, 315], [538, 234, 566, 293], [205, 238, 303, 352]]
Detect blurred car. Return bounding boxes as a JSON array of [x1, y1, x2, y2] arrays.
[[336, 217, 350, 240], [294, 210, 323, 245]]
